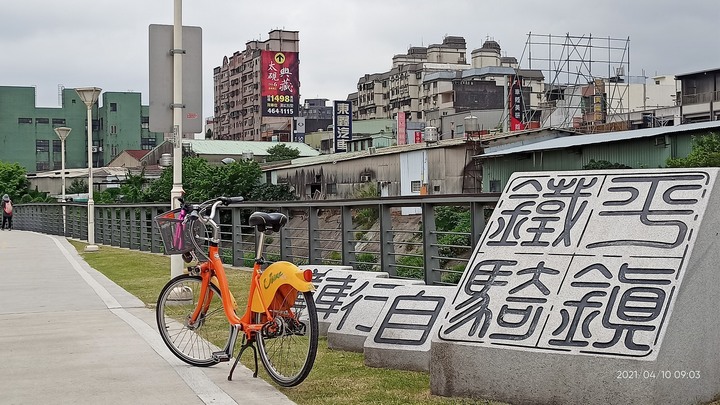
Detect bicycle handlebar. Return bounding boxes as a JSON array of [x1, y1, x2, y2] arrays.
[[182, 196, 244, 233]]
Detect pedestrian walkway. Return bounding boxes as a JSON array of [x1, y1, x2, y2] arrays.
[[0, 230, 295, 405]]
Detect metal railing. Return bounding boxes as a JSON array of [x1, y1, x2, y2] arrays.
[[13, 194, 500, 285], [681, 90, 720, 105]]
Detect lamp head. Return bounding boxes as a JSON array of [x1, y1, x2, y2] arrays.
[[75, 87, 102, 107], [54, 126, 72, 141]]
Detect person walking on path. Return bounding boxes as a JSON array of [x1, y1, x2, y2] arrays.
[[2, 194, 13, 230]]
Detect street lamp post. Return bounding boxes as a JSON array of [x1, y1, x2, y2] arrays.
[[75, 87, 102, 252], [54, 126, 71, 235]]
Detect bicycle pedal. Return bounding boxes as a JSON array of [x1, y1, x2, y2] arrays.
[[212, 351, 231, 362]]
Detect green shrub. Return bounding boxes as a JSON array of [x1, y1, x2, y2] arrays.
[[323, 250, 342, 265], [441, 263, 467, 284], [354, 252, 378, 272], [395, 254, 424, 280]]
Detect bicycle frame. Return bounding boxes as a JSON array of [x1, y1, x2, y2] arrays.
[[186, 202, 314, 344]]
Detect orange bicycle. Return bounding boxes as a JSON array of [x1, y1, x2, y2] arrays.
[[154, 196, 318, 387]]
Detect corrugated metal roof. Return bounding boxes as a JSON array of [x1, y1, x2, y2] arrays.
[[675, 67, 720, 78], [480, 121, 720, 158], [186, 140, 320, 157]]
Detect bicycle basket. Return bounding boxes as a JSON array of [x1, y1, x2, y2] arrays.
[[154, 208, 194, 255]]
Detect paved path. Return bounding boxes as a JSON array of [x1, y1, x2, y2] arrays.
[[0, 230, 295, 405]]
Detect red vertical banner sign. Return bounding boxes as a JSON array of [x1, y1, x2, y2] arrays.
[[509, 75, 526, 131], [261, 50, 300, 117], [397, 111, 407, 145]]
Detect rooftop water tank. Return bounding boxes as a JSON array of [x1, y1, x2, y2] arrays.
[[424, 126, 438, 142], [159, 153, 172, 167]]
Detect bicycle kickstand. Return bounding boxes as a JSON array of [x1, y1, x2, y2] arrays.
[[228, 335, 259, 381]]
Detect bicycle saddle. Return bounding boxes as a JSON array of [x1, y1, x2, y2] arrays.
[[249, 212, 288, 233]]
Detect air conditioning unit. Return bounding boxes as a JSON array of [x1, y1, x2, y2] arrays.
[[360, 174, 371, 182], [91, 146, 100, 153], [654, 136, 668, 146]]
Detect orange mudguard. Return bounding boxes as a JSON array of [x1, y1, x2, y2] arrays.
[[251, 261, 314, 313]]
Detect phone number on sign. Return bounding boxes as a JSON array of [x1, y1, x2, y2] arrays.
[[617, 370, 701, 380]]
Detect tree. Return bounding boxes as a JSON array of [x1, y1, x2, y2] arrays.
[[144, 157, 264, 202], [95, 169, 147, 203], [0, 160, 30, 201], [266, 144, 300, 162], [667, 132, 720, 167], [66, 179, 88, 194], [249, 183, 297, 201], [582, 159, 632, 170], [144, 157, 214, 202]]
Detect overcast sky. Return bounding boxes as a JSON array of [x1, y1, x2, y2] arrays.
[[3, 0, 718, 126]]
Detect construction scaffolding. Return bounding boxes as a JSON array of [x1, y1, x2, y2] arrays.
[[519, 33, 632, 131]]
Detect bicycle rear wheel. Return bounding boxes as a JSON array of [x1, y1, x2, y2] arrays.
[[255, 289, 318, 387], [156, 274, 232, 367]]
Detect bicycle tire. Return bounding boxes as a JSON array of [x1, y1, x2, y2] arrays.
[[156, 274, 232, 367], [255, 290, 318, 387]]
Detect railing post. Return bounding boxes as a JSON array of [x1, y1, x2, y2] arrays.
[[308, 205, 320, 265], [470, 201, 488, 249], [341, 205, 354, 267], [139, 208, 149, 251], [280, 207, 290, 262], [129, 208, 138, 249], [231, 206, 243, 267], [379, 204, 395, 276], [119, 208, 127, 248], [151, 207, 161, 253], [421, 202, 441, 284]]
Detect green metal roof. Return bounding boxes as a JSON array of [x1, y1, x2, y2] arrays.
[[185, 140, 320, 157]]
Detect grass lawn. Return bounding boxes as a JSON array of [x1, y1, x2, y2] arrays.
[[68, 240, 501, 405]]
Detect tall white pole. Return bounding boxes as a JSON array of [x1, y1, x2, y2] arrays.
[[86, 104, 98, 251], [55, 126, 71, 236], [61, 136, 67, 234], [170, 0, 184, 277]]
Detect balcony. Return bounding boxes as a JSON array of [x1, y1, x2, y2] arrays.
[[681, 90, 720, 105]]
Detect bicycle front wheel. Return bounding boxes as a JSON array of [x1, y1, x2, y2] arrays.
[[255, 289, 318, 387], [156, 274, 232, 367]]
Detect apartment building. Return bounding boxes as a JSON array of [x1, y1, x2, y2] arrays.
[[213, 30, 300, 141], [350, 37, 545, 137], [0, 86, 162, 173], [352, 36, 470, 122]]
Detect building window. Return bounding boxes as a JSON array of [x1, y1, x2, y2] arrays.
[[36, 140, 50, 152], [36, 162, 50, 171], [18, 118, 32, 124], [489, 180, 501, 193], [53, 140, 62, 153], [141, 137, 156, 150], [327, 183, 337, 195], [52, 118, 66, 125], [111, 125, 117, 134], [36, 118, 50, 124], [110, 103, 117, 112], [411, 180, 422, 193]]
